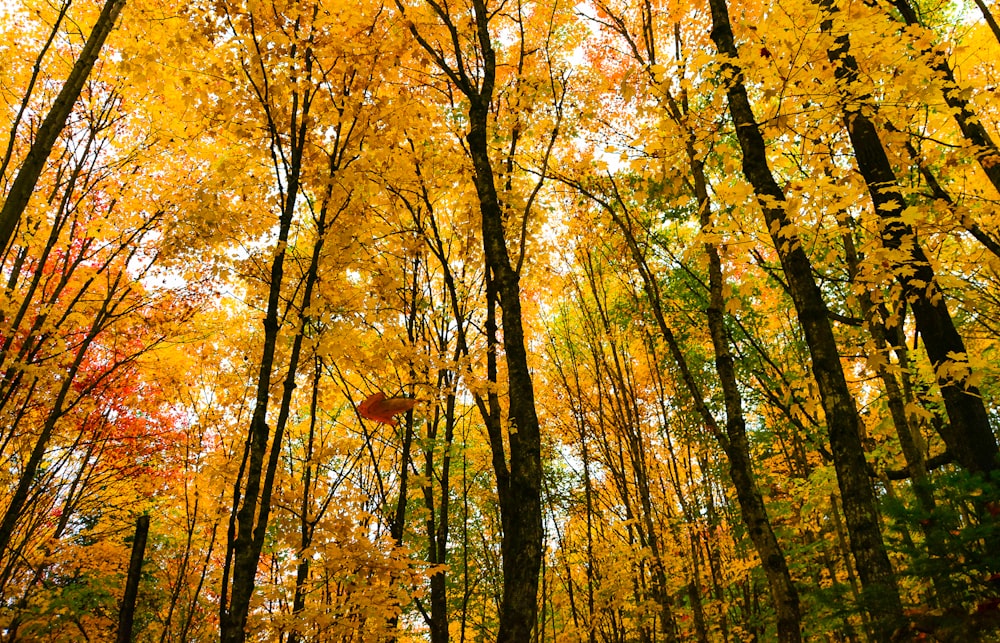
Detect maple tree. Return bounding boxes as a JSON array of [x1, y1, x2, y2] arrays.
[[2, 0, 1000, 640]]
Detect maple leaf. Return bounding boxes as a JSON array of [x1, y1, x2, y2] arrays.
[[358, 392, 418, 425]]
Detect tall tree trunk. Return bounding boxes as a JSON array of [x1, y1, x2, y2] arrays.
[[566, 165, 803, 640], [467, 96, 544, 641], [0, 0, 127, 256], [842, 233, 935, 509], [218, 162, 300, 643], [707, 0, 904, 637], [214, 9, 355, 637], [116, 514, 150, 643], [423, 381, 455, 643], [288, 362, 322, 643], [694, 154, 804, 643], [219, 125, 328, 643], [399, 1, 546, 637], [822, 9, 999, 476], [882, 0, 1000, 193]]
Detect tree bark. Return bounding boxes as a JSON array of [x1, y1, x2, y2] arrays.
[[116, 514, 150, 643], [824, 9, 999, 476], [881, 0, 1000, 193], [695, 145, 803, 642], [287, 362, 322, 643], [707, 0, 904, 637], [0, 0, 127, 256], [467, 96, 544, 642], [398, 1, 545, 638], [219, 189, 327, 642], [215, 10, 345, 639], [219, 101, 324, 643]]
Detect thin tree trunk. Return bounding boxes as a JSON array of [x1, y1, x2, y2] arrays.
[[288, 362, 322, 643], [970, 0, 1000, 44], [842, 233, 934, 508], [695, 155, 803, 643], [881, 0, 1000, 190], [219, 204, 327, 642], [564, 166, 803, 641], [219, 169, 302, 643], [218, 15, 331, 640], [424, 378, 455, 643]]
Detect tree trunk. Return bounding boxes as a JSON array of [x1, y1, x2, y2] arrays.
[[570, 156, 803, 641], [694, 152, 804, 643], [466, 96, 544, 642], [823, 9, 998, 476], [217, 14, 336, 639], [884, 0, 1000, 192], [116, 514, 150, 643], [218, 169, 300, 643], [707, 0, 904, 637], [0, 0, 127, 256], [219, 202, 326, 642], [400, 0, 546, 634], [424, 385, 455, 643], [219, 125, 326, 643], [288, 362, 322, 643]]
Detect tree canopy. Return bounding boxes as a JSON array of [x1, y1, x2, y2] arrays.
[[1, 0, 1000, 640]]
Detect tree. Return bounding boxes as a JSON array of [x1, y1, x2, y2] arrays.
[[197, 1, 391, 638], [0, 0, 127, 256], [820, 0, 998, 477], [393, 0, 569, 637], [4, 0, 1000, 639], [706, 0, 905, 636]]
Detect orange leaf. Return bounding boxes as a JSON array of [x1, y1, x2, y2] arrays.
[[358, 392, 417, 425]]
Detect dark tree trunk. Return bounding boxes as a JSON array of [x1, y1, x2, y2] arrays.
[[567, 151, 803, 642], [970, 0, 1000, 44], [219, 115, 326, 643], [399, 0, 545, 637], [824, 11, 999, 476], [883, 0, 1000, 192], [467, 97, 544, 642], [707, 0, 904, 637], [219, 206, 326, 642], [218, 167, 300, 643], [217, 14, 339, 640], [423, 386, 455, 643], [694, 153, 804, 643], [288, 362, 322, 643], [0, 0, 127, 256], [116, 515, 150, 643]]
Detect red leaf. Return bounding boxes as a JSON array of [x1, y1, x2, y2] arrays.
[[358, 392, 418, 425]]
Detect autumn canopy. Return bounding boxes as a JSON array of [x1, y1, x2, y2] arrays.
[[1, 0, 1000, 640]]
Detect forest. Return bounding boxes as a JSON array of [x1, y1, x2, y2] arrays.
[[1, 0, 1000, 640]]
